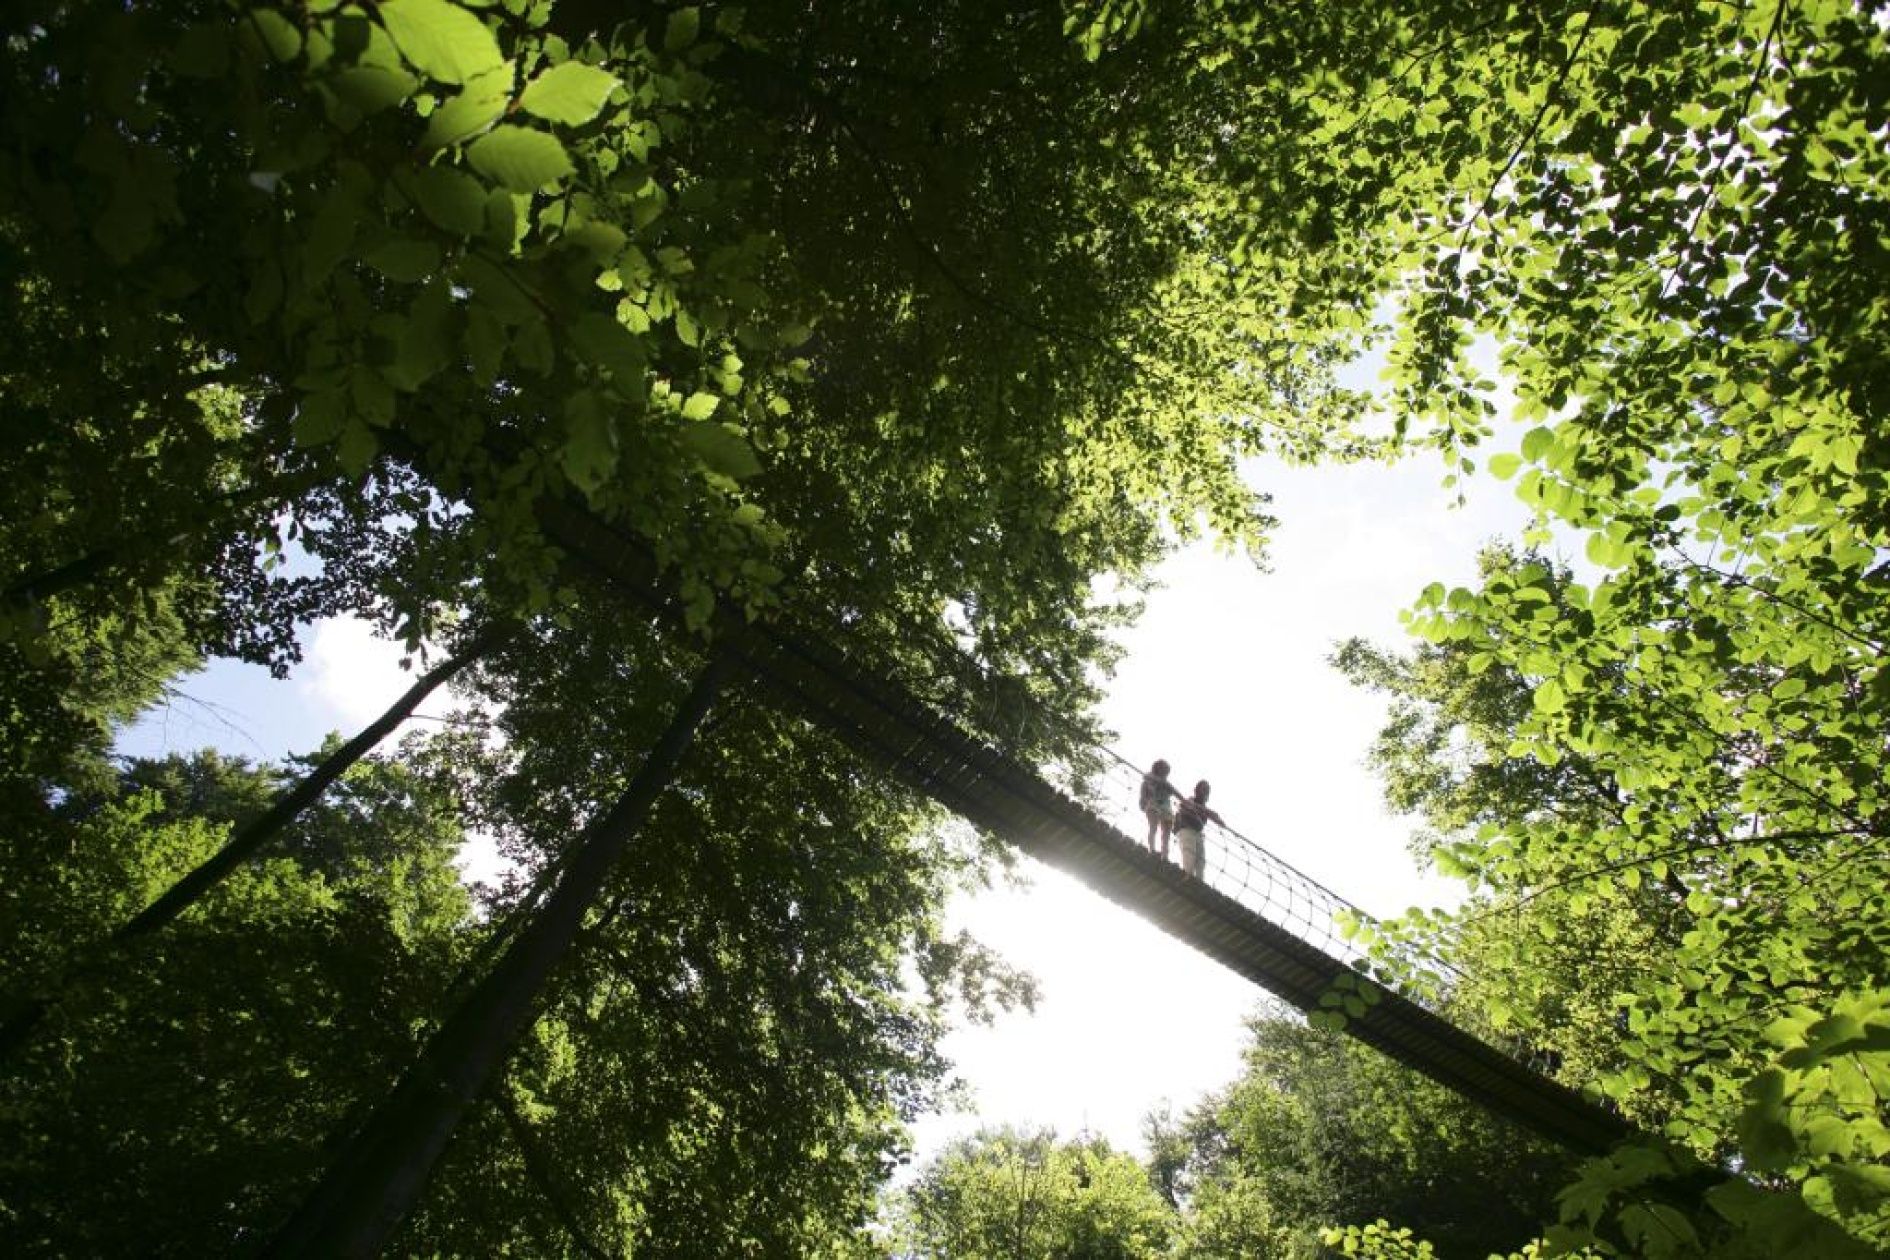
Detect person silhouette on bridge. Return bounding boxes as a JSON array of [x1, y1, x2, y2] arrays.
[[1139, 759, 1180, 858], [1173, 781, 1223, 880]]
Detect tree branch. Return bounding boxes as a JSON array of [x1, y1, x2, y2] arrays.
[[1457, 6, 1597, 254], [494, 1090, 617, 1260]]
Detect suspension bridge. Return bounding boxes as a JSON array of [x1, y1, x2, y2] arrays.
[[542, 499, 1635, 1158]]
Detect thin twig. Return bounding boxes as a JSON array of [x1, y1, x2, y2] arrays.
[[494, 1091, 617, 1260], [1457, 6, 1598, 253]]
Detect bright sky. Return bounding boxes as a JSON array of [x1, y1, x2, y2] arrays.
[[116, 436, 1541, 1174], [904, 448, 1537, 1166]]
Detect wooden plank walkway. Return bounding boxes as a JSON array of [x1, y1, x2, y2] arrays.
[[541, 500, 1633, 1157]]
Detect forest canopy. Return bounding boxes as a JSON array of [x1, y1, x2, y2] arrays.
[[1, 0, 1886, 1255]]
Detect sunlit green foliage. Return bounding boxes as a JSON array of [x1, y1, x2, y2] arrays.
[[391, 617, 1036, 1256], [1215, 0, 1890, 1252], [0, 2, 1362, 1247], [0, 744, 472, 1254], [1159, 1015, 1570, 1260], [4, 0, 1888, 1251], [892, 1127, 1176, 1259]]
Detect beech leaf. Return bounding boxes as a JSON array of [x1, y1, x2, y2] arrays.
[[518, 62, 620, 126], [467, 126, 575, 193], [378, 0, 504, 85]]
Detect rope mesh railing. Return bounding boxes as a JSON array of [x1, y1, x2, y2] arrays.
[[545, 507, 1626, 1150], [788, 600, 1475, 992], [778, 605, 1567, 1064], [1050, 747, 1464, 997], [714, 588, 1592, 1088]]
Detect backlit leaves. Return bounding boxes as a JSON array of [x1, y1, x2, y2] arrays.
[[378, 0, 504, 85], [680, 422, 761, 481], [466, 126, 574, 192], [517, 62, 619, 127], [422, 62, 514, 148]]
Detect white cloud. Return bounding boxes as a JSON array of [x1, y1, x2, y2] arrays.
[[299, 616, 415, 730], [297, 616, 517, 890]]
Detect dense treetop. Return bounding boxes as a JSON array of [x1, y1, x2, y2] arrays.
[[2, 0, 1887, 1255]]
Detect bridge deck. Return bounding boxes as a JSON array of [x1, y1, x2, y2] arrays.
[[544, 500, 1632, 1157]]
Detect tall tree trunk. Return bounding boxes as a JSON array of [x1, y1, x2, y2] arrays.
[[264, 655, 727, 1259], [120, 629, 503, 941], [0, 629, 502, 1060]]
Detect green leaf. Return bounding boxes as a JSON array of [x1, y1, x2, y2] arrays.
[[1521, 425, 1555, 461], [303, 169, 371, 283], [680, 391, 720, 421], [1803, 1114, 1856, 1158], [466, 306, 506, 385], [566, 220, 627, 265], [561, 390, 617, 495], [568, 313, 646, 386], [329, 66, 419, 119], [1737, 1110, 1797, 1172], [680, 423, 761, 480], [1620, 1204, 1699, 1256], [383, 280, 455, 390], [407, 166, 489, 236], [422, 62, 514, 147], [511, 316, 554, 374], [337, 418, 379, 475], [247, 9, 303, 62], [1585, 531, 1623, 568], [467, 126, 574, 192], [1488, 452, 1522, 480], [363, 238, 442, 283], [350, 366, 397, 428], [295, 389, 347, 447], [517, 61, 620, 126], [1533, 678, 1567, 715], [665, 7, 701, 51], [454, 255, 539, 323], [483, 189, 522, 250], [378, 0, 504, 85]]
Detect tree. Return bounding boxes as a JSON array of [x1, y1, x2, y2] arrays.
[[0, 633, 495, 1059], [387, 614, 1039, 1256], [7, 0, 1883, 1252], [1167, 1013, 1573, 1260], [1118, 0, 1889, 1251], [1331, 552, 1694, 1104], [892, 1127, 1176, 1259], [0, 742, 474, 1255], [0, 0, 1362, 685], [1338, 545, 1890, 1255], [0, 3, 1355, 1246]]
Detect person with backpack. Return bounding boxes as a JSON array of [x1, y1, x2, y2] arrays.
[[1173, 780, 1223, 879]]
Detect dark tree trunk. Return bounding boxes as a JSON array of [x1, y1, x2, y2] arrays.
[[264, 655, 726, 1259], [0, 628, 501, 1060]]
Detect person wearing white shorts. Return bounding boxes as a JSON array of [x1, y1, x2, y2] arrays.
[[1172, 780, 1223, 879]]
